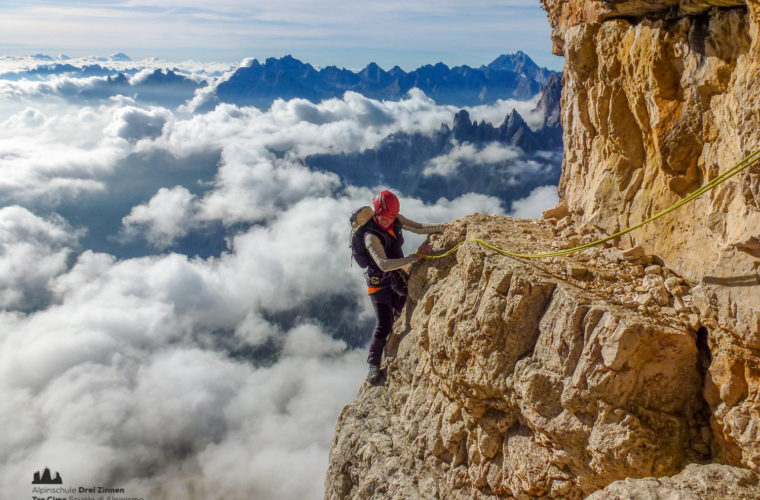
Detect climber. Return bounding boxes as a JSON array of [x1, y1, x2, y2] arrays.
[[351, 189, 447, 385]]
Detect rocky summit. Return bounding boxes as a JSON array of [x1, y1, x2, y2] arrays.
[[326, 1, 760, 498]]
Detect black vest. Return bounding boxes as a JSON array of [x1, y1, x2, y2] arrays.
[[363, 217, 404, 285]]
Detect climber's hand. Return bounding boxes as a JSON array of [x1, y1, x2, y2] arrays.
[[416, 241, 432, 257]]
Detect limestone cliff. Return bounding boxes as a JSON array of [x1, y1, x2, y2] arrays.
[[542, 0, 760, 474], [326, 1, 760, 498], [327, 217, 758, 498]]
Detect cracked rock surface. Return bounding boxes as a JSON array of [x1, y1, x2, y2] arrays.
[[326, 216, 730, 498], [541, 0, 760, 474]]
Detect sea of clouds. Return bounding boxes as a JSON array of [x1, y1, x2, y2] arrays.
[[0, 56, 559, 499]]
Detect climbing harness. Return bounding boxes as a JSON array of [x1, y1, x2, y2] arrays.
[[420, 147, 760, 260]]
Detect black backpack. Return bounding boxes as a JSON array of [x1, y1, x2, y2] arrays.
[[349, 206, 376, 268]]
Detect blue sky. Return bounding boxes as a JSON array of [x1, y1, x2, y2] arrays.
[[0, 0, 562, 70]]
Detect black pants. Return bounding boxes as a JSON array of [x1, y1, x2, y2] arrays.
[[366, 276, 407, 366]]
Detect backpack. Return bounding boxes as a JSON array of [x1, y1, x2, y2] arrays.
[[349, 206, 376, 268]]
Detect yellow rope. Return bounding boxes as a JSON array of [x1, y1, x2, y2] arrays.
[[420, 147, 760, 260]]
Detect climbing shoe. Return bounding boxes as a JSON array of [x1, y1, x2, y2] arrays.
[[367, 364, 385, 385]]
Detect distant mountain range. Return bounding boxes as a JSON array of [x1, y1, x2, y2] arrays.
[[1, 52, 559, 111], [206, 51, 559, 109], [305, 72, 563, 205], [91, 70, 206, 107], [0, 63, 136, 80]]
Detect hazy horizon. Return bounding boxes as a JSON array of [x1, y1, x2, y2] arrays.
[[0, 1, 562, 72]]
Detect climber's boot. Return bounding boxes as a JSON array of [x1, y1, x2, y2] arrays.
[[367, 364, 385, 386]]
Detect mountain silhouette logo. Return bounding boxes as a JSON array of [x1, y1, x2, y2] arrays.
[[32, 467, 62, 484]]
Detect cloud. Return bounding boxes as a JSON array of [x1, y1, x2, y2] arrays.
[[464, 94, 545, 130], [0, 206, 79, 311], [197, 151, 340, 225], [2, 78, 516, 216], [177, 89, 454, 159], [1, 106, 46, 127], [0, 238, 365, 499], [0, 74, 109, 101], [398, 190, 506, 224], [188, 345, 366, 500], [120, 186, 199, 248], [0, 321, 365, 500], [0, 102, 132, 206], [105, 105, 171, 143], [421, 141, 560, 198], [0, 86, 517, 250], [509, 184, 559, 219], [0, 67, 204, 110], [423, 141, 521, 177]]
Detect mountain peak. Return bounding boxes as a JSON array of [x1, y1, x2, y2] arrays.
[[482, 52, 555, 85], [485, 52, 538, 72], [110, 52, 132, 61], [503, 108, 527, 128], [452, 110, 473, 140]]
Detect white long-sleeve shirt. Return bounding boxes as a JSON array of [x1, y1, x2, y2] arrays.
[[364, 214, 446, 272]]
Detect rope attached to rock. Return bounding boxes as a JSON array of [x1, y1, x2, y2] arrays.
[[420, 147, 760, 260]]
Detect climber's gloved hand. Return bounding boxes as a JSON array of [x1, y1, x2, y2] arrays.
[[415, 241, 433, 259]]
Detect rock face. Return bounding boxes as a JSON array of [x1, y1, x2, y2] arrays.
[[540, 0, 760, 474], [327, 217, 714, 498], [587, 462, 760, 499], [326, 1, 760, 497]]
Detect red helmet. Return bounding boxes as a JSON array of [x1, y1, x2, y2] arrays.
[[372, 190, 399, 219]]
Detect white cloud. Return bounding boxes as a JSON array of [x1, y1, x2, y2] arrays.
[[0, 102, 129, 205], [234, 312, 282, 346], [1, 106, 46, 128], [105, 105, 171, 143], [197, 151, 340, 225], [0, 237, 368, 498], [120, 186, 199, 248], [282, 322, 347, 358], [175, 89, 455, 160], [0, 74, 108, 101], [509, 184, 559, 219], [399, 191, 506, 223], [0, 206, 78, 310], [1, 77, 529, 215], [0, 318, 366, 499], [423, 141, 521, 177], [465, 94, 545, 130]]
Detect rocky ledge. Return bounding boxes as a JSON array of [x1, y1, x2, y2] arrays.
[[325, 215, 760, 498]]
